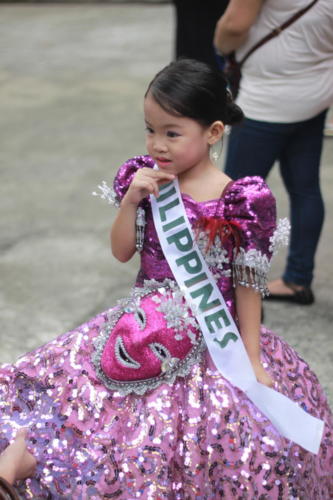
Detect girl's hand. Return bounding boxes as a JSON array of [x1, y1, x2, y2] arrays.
[[123, 168, 175, 205], [0, 428, 36, 484], [253, 361, 273, 387]]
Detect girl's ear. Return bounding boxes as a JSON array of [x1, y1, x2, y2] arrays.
[[207, 121, 224, 145]]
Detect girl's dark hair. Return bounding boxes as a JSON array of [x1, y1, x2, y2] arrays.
[[145, 58, 244, 127]]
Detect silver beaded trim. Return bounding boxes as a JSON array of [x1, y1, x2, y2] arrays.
[[232, 247, 270, 296], [232, 218, 290, 296], [135, 206, 146, 253], [92, 279, 205, 396]]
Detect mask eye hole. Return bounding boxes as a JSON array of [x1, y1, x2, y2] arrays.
[[134, 307, 146, 330], [149, 342, 171, 361], [115, 336, 141, 369]]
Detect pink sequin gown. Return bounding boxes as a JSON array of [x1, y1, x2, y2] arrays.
[[0, 156, 332, 499]]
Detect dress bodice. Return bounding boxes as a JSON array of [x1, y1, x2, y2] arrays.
[[114, 156, 278, 318]]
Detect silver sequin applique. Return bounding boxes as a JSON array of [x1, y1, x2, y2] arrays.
[[269, 217, 290, 255], [196, 231, 231, 279], [92, 180, 120, 207]]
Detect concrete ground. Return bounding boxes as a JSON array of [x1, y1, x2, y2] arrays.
[[0, 3, 332, 407]]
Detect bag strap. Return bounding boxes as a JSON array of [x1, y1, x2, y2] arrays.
[[239, 0, 319, 67]]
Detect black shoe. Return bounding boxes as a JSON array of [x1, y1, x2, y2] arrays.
[[265, 281, 315, 305]]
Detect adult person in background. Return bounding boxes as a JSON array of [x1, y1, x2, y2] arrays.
[[214, 0, 333, 305], [324, 109, 333, 137], [173, 0, 229, 70], [0, 429, 36, 500]]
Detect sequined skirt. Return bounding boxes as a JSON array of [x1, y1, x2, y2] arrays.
[[0, 311, 332, 499]]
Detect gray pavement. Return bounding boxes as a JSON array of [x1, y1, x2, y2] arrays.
[[0, 4, 332, 406]]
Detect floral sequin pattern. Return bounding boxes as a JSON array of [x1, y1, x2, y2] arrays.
[[0, 323, 332, 499]]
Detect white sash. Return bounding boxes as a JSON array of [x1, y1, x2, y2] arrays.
[[150, 175, 324, 454]]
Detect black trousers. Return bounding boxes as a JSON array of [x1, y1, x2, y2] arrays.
[[173, 0, 229, 70]]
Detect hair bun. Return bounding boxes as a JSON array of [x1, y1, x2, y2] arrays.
[[224, 91, 244, 126], [146, 59, 245, 128]]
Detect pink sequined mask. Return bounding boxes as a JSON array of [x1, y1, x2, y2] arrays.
[[92, 280, 204, 395]]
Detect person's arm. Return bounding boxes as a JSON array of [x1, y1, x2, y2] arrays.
[[235, 285, 273, 387], [214, 0, 264, 55], [110, 198, 139, 263], [111, 168, 175, 262]]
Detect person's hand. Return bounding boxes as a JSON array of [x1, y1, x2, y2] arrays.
[[0, 428, 36, 485], [253, 361, 273, 388], [123, 168, 175, 205]]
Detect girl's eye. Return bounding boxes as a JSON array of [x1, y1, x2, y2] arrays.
[[166, 131, 180, 138], [145, 126, 154, 134]]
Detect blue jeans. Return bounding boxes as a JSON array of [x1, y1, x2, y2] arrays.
[[224, 110, 327, 287]]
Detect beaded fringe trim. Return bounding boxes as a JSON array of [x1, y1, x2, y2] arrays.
[[232, 218, 290, 296], [135, 207, 146, 253], [232, 247, 270, 297]]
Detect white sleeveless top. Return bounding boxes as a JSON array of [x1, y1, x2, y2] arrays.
[[236, 0, 333, 123]]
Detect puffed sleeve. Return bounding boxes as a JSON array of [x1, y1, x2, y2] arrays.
[[113, 155, 154, 203], [224, 176, 278, 296], [93, 155, 154, 207]]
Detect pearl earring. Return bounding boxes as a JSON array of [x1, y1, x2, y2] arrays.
[[212, 151, 219, 163], [210, 138, 223, 164]]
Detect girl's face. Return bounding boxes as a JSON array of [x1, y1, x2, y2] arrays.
[[144, 93, 218, 178]]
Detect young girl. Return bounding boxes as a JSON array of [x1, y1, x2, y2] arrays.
[[0, 59, 332, 499]]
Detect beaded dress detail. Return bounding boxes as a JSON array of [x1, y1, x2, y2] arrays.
[[0, 156, 332, 499]]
